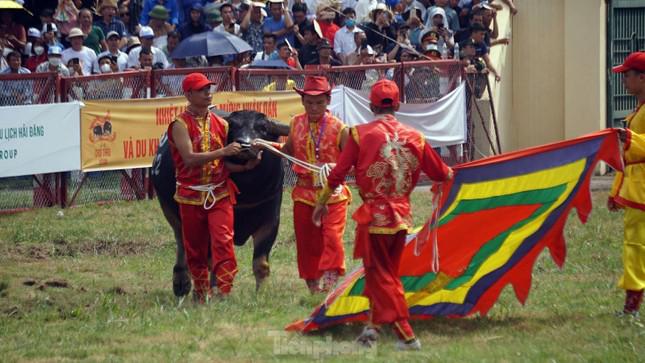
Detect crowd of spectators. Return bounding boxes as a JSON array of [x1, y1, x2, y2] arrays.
[[0, 0, 514, 82]]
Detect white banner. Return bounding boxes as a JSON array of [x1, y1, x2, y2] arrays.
[[0, 102, 81, 178], [330, 82, 467, 147]]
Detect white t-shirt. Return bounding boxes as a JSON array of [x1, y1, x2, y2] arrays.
[[127, 46, 169, 69], [61, 46, 97, 75], [214, 23, 241, 36], [95, 50, 129, 71]]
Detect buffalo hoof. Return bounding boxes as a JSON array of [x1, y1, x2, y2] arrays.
[[252, 258, 270, 291], [172, 265, 192, 297]]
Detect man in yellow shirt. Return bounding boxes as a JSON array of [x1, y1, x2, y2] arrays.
[[608, 51, 645, 317]]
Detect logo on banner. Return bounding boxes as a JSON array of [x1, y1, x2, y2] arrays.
[[88, 111, 117, 143]]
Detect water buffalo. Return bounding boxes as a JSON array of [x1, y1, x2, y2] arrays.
[[151, 109, 290, 296]]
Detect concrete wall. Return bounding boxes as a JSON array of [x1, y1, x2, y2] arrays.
[[482, 0, 606, 154]]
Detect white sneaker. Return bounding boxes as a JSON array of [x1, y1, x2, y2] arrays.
[[356, 326, 379, 348], [396, 338, 421, 351]]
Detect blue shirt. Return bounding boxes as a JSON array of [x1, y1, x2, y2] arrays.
[[140, 0, 180, 26], [263, 16, 294, 45], [96, 17, 128, 38]]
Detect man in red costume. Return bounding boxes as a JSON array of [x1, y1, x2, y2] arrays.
[[313, 79, 453, 350], [265, 76, 350, 293], [168, 72, 259, 303]]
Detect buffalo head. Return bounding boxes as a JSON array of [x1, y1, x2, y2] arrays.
[[225, 110, 290, 162]]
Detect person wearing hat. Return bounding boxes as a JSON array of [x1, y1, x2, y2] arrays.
[[42, 23, 64, 51], [140, 0, 179, 27], [178, 3, 209, 40], [608, 51, 645, 318], [312, 79, 453, 350], [61, 27, 98, 75], [307, 39, 341, 67], [263, 0, 295, 45], [364, 3, 396, 52], [241, 1, 267, 53], [36, 45, 70, 76], [97, 31, 128, 71], [24, 29, 48, 72], [256, 76, 351, 294], [168, 73, 257, 302], [316, 6, 339, 48], [78, 8, 108, 55], [205, 8, 223, 30], [126, 26, 169, 69], [147, 5, 174, 49], [96, 0, 127, 44]]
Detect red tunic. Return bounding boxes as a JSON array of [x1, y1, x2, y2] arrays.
[[167, 111, 236, 206], [290, 111, 350, 206]]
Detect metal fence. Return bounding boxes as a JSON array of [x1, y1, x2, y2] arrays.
[[0, 61, 469, 213]]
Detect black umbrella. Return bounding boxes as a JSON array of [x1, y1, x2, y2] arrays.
[[170, 30, 252, 59]]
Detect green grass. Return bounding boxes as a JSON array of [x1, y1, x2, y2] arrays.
[[0, 190, 643, 362]]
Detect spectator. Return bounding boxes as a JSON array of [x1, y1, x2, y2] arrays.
[[430, 0, 460, 32], [0, 44, 7, 72], [1, 51, 30, 74], [298, 22, 322, 66], [345, 29, 367, 65], [162, 30, 180, 60], [276, 41, 301, 69], [215, 3, 241, 36], [423, 42, 441, 60], [147, 5, 174, 48], [138, 48, 154, 69], [387, 25, 414, 62], [364, 4, 396, 52], [0, 10, 27, 51], [120, 3, 137, 35], [316, 7, 339, 47], [95, 0, 127, 41], [291, 3, 310, 49], [36, 45, 71, 76], [97, 31, 128, 71], [355, 0, 379, 23], [39, 8, 56, 29], [125, 35, 142, 53], [178, 3, 209, 40], [469, 22, 500, 81], [127, 26, 169, 69], [78, 8, 107, 54], [307, 39, 341, 67], [53, 0, 79, 39], [66, 57, 83, 76], [23, 27, 40, 57], [140, 0, 179, 28], [263, 0, 294, 44], [403, 2, 425, 46], [97, 52, 118, 73], [334, 7, 363, 64], [424, 7, 455, 51], [254, 33, 278, 61], [241, 1, 266, 53], [42, 23, 64, 50], [262, 74, 296, 91], [24, 30, 48, 72], [62, 27, 98, 75], [205, 8, 223, 30]]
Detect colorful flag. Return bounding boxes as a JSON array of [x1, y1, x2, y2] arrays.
[[286, 129, 623, 332]]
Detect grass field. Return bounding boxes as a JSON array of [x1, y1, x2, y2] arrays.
[[0, 189, 643, 362]]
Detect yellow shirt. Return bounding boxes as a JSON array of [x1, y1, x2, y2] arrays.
[[261, 79, 296, 91], [610, 103, 645, 209]]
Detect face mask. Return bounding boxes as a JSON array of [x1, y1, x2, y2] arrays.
[[34, 46, 45, 56], [49, 57, 61, 66], [100, 63, 112, 73], [345, 19, 355, 28]]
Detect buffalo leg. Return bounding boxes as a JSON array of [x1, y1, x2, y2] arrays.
[[159, 197, 192, 297]]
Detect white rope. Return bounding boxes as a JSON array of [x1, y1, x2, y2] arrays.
[[177, 181, 225, 210], [413, 183, 442, 273], [253, 138, 342, 194]]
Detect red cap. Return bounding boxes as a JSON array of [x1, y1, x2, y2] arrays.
[[370, 79, 400, 108], [295, 76, 331, 96], [613, 52, 645, 73], [182, 73, 215, 93]]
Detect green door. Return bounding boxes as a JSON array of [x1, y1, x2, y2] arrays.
[[608, 0, 645, 128]]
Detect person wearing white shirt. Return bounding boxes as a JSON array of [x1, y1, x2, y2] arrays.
[[96, 31, 128, 71], [334, 8, 364, 64], [127, 26, 169, 69], [61, 27, 98, 75], [214, 3, 242, 36]]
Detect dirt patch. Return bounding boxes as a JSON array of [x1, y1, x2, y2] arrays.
[[9, 239, 159, 259], [22, 279, 37, 286], [44, 279, 69, 288], [106, 286, 127, 295]]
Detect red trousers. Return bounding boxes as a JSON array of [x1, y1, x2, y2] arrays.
[[363, 231, 415, 340], [179, 199, 237, 297], [293, 201, 347, 280]]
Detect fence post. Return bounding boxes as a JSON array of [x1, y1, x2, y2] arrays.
[[149, 69, 156, 98]]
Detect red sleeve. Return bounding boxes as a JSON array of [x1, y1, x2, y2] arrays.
[[327, 134, 359, 189], [421, 142, 451, 182]]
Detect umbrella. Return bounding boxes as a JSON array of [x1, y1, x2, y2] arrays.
[[0, 0, 33, 15], [170, 30, 252, 59], [248, 59, 292, 69]]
